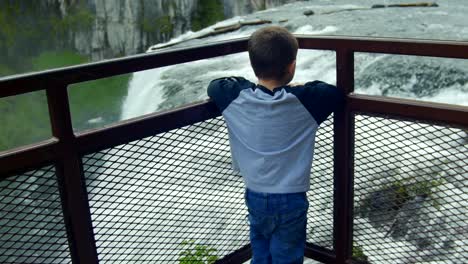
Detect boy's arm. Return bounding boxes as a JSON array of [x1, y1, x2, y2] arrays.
[[207, 77, 254, 112], [288, 81, 345, 124]]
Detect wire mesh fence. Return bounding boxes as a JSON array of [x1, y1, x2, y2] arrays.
[[308, 115, 335, 249], [353, 114, 467, 263], [82, 115, 335, 262], [0, 166, 71, 264], [83, 117, 247, 262]]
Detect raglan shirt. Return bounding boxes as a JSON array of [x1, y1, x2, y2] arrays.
[[207, 77, 344, 193]]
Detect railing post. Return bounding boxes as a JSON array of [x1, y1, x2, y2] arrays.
[[46, 84, 99, 264], [334, 48, 355, 263]]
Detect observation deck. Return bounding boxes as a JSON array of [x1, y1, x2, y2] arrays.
[[0, 36, 467, 263]]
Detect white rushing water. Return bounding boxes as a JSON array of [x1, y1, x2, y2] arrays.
[[114, 1, 468, 263]]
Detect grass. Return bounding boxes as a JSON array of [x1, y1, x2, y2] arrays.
[[0, 92, 51, 151], [0, 50, 130, 151], [68, 74, 130, 130], [352, 243, 369, 262], [31, 50, 87, 70], [179, 240, 218, 264]]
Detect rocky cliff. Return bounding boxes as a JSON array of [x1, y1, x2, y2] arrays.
[[78, 0, 299, 60], [0, 0, 298, 62]]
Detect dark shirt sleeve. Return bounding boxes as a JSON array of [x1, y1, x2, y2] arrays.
[[207, 77, 254, 112], [286, 81, 345, 124]]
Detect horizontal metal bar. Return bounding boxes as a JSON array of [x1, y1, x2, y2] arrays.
[[216, 244, 251, 264], [297, 35, 468, 59], [2, 36, 467, 98], [0, 139, 59, 179], [304, 243, 336, 263], [76, 100, 220, 155], [0, 38, 249, 98], [217, 243, 335, 263], [349, 94, 468, 127]]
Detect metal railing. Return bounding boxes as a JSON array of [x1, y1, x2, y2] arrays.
[[1, 36, 467, 264]]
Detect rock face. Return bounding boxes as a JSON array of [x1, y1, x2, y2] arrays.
[[49, 0, 298, 60], [0, 0, 300, 62], [222, 0, 296, 17], [62, 0, 198, 60]]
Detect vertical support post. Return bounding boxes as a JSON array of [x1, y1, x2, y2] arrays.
[[333, 48, 355, 263], [46, 84, 99, 264]]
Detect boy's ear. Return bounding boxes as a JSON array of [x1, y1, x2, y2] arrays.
[[288, 60, 296, 76], [288, 60, 296, 75]]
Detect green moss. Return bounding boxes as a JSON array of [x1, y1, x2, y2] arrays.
[[31, 51, 88, 71], [356, 176, 445, 219], [352, 243, 369, 262], [52, 5, 94, 35], [178, 240, 218, 264], [0, 50, 130, 151], [0, 91, 51, 151], [0, 64, 14, 77], [191, 0, 225, 31], [392, 178, 443, 209], [142, 15, 173, 35], [68, 73, 130, 130], [0, 2, 20, 48]]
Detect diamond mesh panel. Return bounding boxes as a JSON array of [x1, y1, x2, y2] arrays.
[[354, 114, 467, 263], [83, 117, 248, 262], [83, 115, 335, 262], [0, 166, 71, 264], [307, 115, 334, 249]]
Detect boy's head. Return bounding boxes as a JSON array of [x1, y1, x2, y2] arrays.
[[248, 26, 298, 84]]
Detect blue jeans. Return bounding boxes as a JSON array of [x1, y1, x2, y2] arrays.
[[245, 188, 308, 264]]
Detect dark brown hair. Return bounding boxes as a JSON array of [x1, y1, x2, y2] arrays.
[[248, 26, 298, 80]]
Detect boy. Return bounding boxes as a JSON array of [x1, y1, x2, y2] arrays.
[[207, 26, 343, 263]]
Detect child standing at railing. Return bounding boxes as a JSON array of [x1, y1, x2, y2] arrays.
[[207, 26, 343, 263]]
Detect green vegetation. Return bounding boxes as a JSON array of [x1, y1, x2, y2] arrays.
[[357, 176, 445, 219], [178, 240, 219, 264], [0, 64, 14, 76], [31, 51, 87, 71], [52, 6, 94, 35], [0, 92, 51, 151], [0, 1, 94, 74], [352, 243, 369, 263], [143, 15, 174, 35], [391, 178, 444, 209], [191, 0, 225, 31], [68, 74, 130, 130], [0, 50, 130, 151]]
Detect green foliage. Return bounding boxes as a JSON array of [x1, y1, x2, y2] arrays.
[[0, 50, 130, 151], [0, 64, 14, 77], [52, 5, 95, 37], [68, 74, 130, 130], [191, 0, 225, 31], [391, 178, 444, 208], [0, 2, 21, 48], [142, 16, 173, 35], [356, 176, 445, 218], [31, 51, 88, 71], [0, 92, 51, 151], [179, 240, 219, 264], [352, 243, 369, 262], [0, 50, 87, 151], [0, 1, 95, 73]]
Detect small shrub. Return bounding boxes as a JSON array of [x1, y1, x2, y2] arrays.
[[179, 240, 219, 264], [352, 243, 369, 262]]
